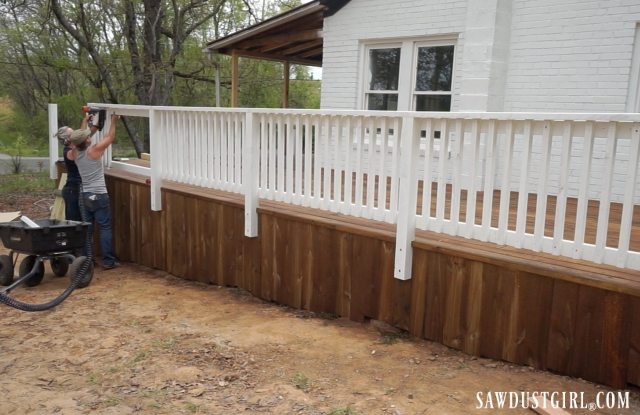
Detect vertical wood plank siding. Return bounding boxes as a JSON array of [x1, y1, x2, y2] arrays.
[[107, 174, 639, 389]]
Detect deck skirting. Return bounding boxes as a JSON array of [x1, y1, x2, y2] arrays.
[[106, 172, 640, 389]]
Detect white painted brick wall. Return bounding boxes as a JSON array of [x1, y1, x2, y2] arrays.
[[504, 0, 640, 112], [321, 0, 640, 112], [321, 0, 468, 110]]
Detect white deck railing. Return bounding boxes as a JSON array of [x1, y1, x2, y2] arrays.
[[50, 104, 640, 276]]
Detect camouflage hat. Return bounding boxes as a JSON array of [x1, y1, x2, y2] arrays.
[[70, 128, 91, 145]]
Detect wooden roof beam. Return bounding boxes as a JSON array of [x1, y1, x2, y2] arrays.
[[282, 39, 323, 55], [230, 49, 321, 67], [300, 46, 323, 59], [239, 29, 322, 49]]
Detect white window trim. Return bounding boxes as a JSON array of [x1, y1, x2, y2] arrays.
[[358, 36, 458, 111], [361, 42, 403, 111], [626, 23, 640, 112], [410, 40, 457, 112]]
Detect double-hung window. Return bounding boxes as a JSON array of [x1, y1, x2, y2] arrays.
[[365, 46, 401, 111], [413, 44, 454, 111], [363, 39, 455, 111]]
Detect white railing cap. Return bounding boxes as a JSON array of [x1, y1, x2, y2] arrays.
[[87, 103, 640, 123]]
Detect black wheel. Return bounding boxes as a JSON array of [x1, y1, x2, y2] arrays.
[[69, 256, 94, 288], [50, 257, 69, 277], [19, 255, 45, 287], [0, 254, 13, 286]]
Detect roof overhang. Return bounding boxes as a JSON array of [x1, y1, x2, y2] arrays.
[[204, 0, 350, 67]]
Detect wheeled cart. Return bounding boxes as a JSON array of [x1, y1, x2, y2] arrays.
[[0, 219, 94, 294]]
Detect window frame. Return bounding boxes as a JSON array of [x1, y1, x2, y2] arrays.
[[410, 40, 456, 112], [359, 36, 457, 112], [362, 43, 403, 111]]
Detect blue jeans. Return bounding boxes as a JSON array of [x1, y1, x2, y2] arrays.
[[82, 192, 116, 267], [62, 183, 82, 222]]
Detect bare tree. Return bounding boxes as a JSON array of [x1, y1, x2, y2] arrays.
[[50, 0, 227, 154]]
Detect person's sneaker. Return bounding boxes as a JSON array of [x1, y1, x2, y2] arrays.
[[103, 261, 120, 270]]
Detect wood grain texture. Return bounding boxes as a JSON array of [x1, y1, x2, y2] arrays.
[[106, 173, 640, 388], [628, 298, 640, 386]]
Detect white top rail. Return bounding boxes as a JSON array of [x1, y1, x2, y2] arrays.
[[88, 103, 640, 123]]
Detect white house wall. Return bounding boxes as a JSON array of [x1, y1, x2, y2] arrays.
[[504, 0, 640, 112], [320, 0, 468, 110], [321, 0, 640, 113]]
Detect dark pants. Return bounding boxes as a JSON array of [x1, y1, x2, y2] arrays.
[[82, 192, 116, 267], [62, 183, 82, 222]]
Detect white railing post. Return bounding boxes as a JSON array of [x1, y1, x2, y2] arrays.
[[394, 115, 419, 280], [48, 104, 58, 180], [149, 109, 163, 211], [244, 111, 260, 237]]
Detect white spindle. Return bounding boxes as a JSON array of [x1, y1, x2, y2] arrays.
[[497, 121, 515, 245], [553, 122, 572, 255], [178, 113, 187, 183], [285, 116, 294, 203], [173, 113, 179, 182], [480, 120, 497, 242], [214, 112, 220, 186], [573, 122, 594, 258], [322, 116, 331, 209], [302, 117, 313, 205], [197, 112, 205, 186], [342, 117, 353, 214], [258, 114, 267, 196], [268, 116, 277, 196], [331, 116, 342, 212], [420, 119, 434, 228], [365, 117, 376, 218], [312, 117, 322, 208], [188, 113, 196, 185], [450, 120, 464, 235], [167, 111, 178, 181], [388, 118, 400, 223], [618, 124, 640, 267], [294, 116, 303, 203], [235, 114, 242, 189], [515, 121, 533, 248], [533, 122, 552, 251], [465, 120, 480, 238], [222, 114, 229, 188], [227, 113, 234, 189], [378, 117, 390, 221], [594, 123, 618, 262], [201, 112, 208, 186], [276, 116, 285, 201], [435, 120, 450, 233], [353, 117, 364, 216], [162, 112, 169, 180], [206, 113, 214, 188]]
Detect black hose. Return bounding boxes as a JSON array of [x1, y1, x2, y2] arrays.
[[0, 184, 93, 311]]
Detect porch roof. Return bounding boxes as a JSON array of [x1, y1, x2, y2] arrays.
[[203, 0, 351, 67]]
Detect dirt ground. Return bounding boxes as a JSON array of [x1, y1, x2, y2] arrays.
[[1, 191, 639, 414]]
